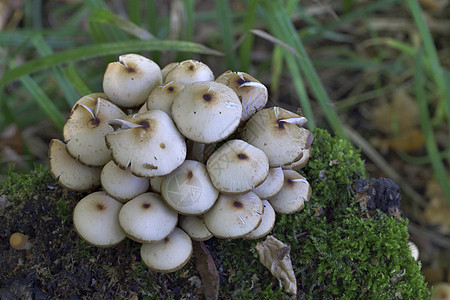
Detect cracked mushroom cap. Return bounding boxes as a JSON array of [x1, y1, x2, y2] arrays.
[[268, 170, 311, 214], [179, 215, 212, 241], [171, 81, 242, 143], [48, 139, 101, 191], [63, 97, 126, 167], [73, 191, 126, 247], [215, 70, 268, 121], [161, 160, 218, 215], [140, 227, 193, 273], [204, 192, 263, 239], [145, 81, 185, 117], [103, 53, 162, 108], [119, 192, 178, 243], [164, 59, 214, 85], [105, 110, 187, 177], [245, 200, 276, 239], [242, 107, 314, 167], [282, 147, 312, 171], [101, 160, 150, 202], [71, 92, 108, 111], [252, 167, 284, 200], [206, 139, 269, 194]]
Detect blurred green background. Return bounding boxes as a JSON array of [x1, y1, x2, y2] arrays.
[[0, 0, 448, 289]]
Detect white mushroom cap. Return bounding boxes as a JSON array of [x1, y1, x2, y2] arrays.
[[268, 170, 311, 214], [179, 215, 213, 241], [215, 70, 268, 121], [242, 107, 314, 167], [282, 147, 312, 171], [150, 176, 164, 193], [171, 81, 242, 143], [119, 192, 178, 243], [252, 167, 284, 199], [48, 139, 101, 191], [73, 191, 126, 247], [105, 110, 187, 177], [161, 160, 218, 215], [206, 139, 269, 194], [245, 200, 276, 239], [140, 227, 193, 273], [161, 62, 179, 81], [71, 93, 108, 111], [164, 59, 214, 85], [103, 53, 162, 108], [203, 192, 263, 239], [101, 160, 150, 202], [145, 81, 185, 117], [63, 98, 126, 167]]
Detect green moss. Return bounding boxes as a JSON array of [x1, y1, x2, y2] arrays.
[[56, 198, 71, 222]]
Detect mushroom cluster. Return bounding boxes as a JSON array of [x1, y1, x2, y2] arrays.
[[48, 54, 313, 273]]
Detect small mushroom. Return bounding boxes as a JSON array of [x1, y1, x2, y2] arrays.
[[140, 227, 193, 273], [71, 92, 108, 112], [282, 147, 312, 171], [105, 110, 187, 177], [179, 215, 212, 241], [48, 139, 101, 191], [252, 167, 284, 199], [245, 200, 276, 240], [161, 62, 179, 80], [63, 97, 126, 167], [10, 232, 31, 250], [164, 59, 214, 85], [171, 81, 242, 143], [145, 81, 185, 117], [119, 192, 178, 243], [242, 107, 313, 167], [103, 53, 162, 108], [101, 160, 150, 202], [161, 160, 218, 215], [73, 191, 126, 247], [206, 139, 269, 194], [215, 70, 268, 121], [203, 192, 263, 239], [268, 170, 311, 214]]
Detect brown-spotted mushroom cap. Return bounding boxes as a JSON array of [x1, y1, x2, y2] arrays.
[[73, 191, 126, 247], [242, 107, 313, 167], [63, 97, 126, 167], [171, 81, 242, 143], [71, 92, 108, 112], [145, 81, 185, 117], [206, 139, 269, 194], [140, 227, 193, 273], [215, 70, 268, 121], [282, 147, 312, 171], [179, 215, 212, 241], [268, 170, 311, 214], [161, 160, 218, 215], [48, 139, 101, 191], [252, 167, 284, 200], [105, 110, 187, 177], [103, 53, 162, 108], [164, 59, 214, 85], [119, 192, 178, 243], [101, 160, 149, 202], [203, 192, 263, 239], [245, 200, 276, 239]]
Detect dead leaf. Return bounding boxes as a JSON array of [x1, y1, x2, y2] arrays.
[[255, 235, 297, 295], [193, 241, 219, 300]]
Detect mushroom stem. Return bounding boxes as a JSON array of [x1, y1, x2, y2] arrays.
[[10, 232, 31, 250]]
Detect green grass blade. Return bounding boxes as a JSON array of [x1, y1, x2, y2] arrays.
[[0, 39, 223, 87], [214, 0, 236, 70], [62, 64, 93, 96], [414, 51, 450, 204], [128, 0, 142, 26], [239, 0, 258, 72]]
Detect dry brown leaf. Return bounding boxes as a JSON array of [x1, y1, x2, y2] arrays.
[[193, 241, 219, 300], [255, 235, 297, 295]]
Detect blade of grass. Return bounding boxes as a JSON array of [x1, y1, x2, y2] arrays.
[[270, 45, 283, 102], [182, 0, 195, 60], [0, 39, 223, 87], [414, 51, 450, 204], [31, 35, 79, 107], [214, 0, 236, 70], [260, 0, 345, 137], [407, 0, 450, 132], [62, 64, 93, 96], [128, 0, 142, 26], [239, 0, 258, 72]]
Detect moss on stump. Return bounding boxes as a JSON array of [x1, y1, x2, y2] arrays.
[[0, 129, 430, 299]]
